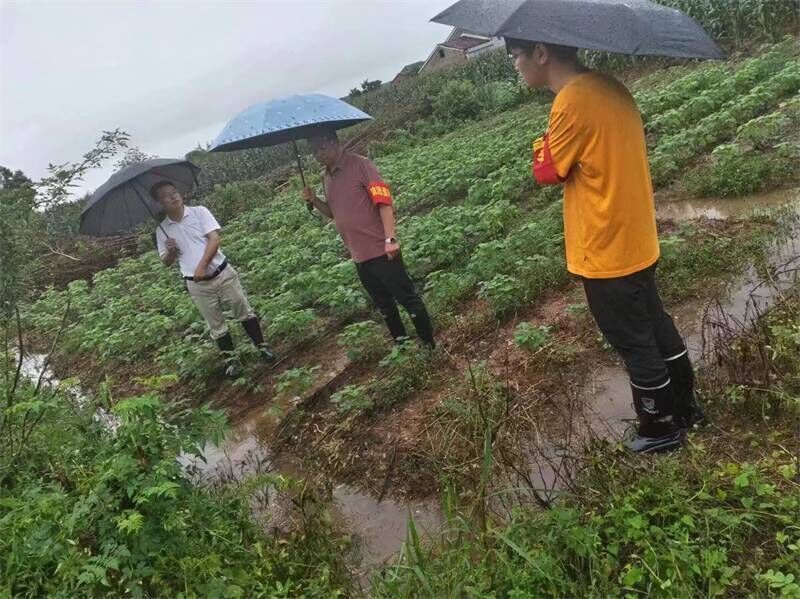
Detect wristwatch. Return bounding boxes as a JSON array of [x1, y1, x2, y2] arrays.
[[385, 237, 398, 244]]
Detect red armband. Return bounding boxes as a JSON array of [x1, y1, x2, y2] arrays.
[[532, 134, 565, 185], [367, 181, 393, 205]]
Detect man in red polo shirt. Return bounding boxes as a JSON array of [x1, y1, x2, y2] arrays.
[[301, 130, 435, 349]]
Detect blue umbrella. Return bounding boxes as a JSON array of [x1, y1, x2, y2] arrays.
[[210, 94, 373, 212]]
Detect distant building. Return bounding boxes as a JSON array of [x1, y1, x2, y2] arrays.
[[392, 61, 425, 84], [418, 28, 506, 75]]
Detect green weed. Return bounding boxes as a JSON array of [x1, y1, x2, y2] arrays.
[[337, 320, 387, 362], [513, 322, 552, 352]]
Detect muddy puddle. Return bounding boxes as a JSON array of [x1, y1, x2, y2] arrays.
[[17, 350, 117, 429], [656, 188, 795, 221], [178, 405, 443, 572]]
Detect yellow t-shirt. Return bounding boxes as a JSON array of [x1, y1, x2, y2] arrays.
[[546, 72, 660, 279]]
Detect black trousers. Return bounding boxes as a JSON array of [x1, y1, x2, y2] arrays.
[[355, 255, 434, 345], [582, 263, 685, 388]]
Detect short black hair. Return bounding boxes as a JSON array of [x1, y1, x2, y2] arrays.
[[505, 38, 579, 62], [149, 180, 176, 201], [314, 128, 339, 143]]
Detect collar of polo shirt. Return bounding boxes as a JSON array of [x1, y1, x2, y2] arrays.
[[166, 206, 188, 224], [326, 148, 347, 175]]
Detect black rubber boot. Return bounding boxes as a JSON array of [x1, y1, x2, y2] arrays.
[[241, 317, 276, 362], [665, 351, 706, 429], [215, 333, 240, 378], [408, 308, 436, 350], [380, 305, 408, 343], [624, 381, 685, 454]]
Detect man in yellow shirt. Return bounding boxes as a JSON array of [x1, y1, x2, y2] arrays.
[[507, 38, 703, 453]]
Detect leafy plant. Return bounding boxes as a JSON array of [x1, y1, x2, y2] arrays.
[[276, 365, 320, 397], [0, 382, 351, 597], [370, 342, 435, 408], [432, 80, 482, 122], [513, 322, 552, 352], [330, 384, 373, 415], [337, 321, 386, 362]]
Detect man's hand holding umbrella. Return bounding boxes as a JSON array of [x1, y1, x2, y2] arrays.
[[302, 185, 333, 218]]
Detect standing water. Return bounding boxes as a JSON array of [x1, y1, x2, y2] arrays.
[[178, 403, 443, 571]]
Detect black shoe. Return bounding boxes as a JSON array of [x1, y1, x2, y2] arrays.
[[624, 380, 685, 454], [409, 309, 435, 351], [665, 351, 707, 429], [258, 346, 276, 363], [420, 338, 436, 352], [215, 334, 241, 379], [241, 317, 266, 345], [623, 426, 685, 454], [215, 332, 235, 353], [240, 317, 276, 363]]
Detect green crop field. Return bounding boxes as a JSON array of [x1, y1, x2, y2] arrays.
[[23, 40, 800, 395]]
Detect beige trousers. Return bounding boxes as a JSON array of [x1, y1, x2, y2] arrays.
[[186, 266, 255, 339]]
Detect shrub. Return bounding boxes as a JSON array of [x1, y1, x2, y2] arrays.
[[474, 81, 524, 114], [201, 180, 273, 224], [337, 321, 386, 362], [686, 144, 795, 197], [330, 384, 373, 415], [0, 386, 351, 597], [276, 365, 320, 397], [432, 80, 482, 122], [513, 322, 552, 352]]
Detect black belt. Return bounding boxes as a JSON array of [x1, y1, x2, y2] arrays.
[[184, 260, 228, 281]]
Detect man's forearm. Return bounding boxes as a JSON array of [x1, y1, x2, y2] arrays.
[[162, 252, 177, 267], [378, 204, 396, 239], [197, 238, 221, 270]]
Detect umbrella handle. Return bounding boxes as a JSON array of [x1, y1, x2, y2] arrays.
[[293, 140, 314, 214]]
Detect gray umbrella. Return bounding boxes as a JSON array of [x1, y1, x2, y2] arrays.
[[431, 0, 724, 59], [79, 158, 200, 237]]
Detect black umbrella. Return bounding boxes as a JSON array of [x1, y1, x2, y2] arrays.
[[79, 158, 200, 237], [431, 0, 724, 60]]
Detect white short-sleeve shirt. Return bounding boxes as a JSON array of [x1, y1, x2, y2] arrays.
[[155, 206, 226, 277]]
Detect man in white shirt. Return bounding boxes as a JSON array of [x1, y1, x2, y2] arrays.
[[152, 181, 274, 376]]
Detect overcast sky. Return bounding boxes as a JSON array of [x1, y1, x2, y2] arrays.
[[0, 0, 455, 196]]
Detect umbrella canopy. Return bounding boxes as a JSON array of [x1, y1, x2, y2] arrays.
[[209, 93, 373, 153], [79, 158, 200, 237], [431, 0, 724, 60]]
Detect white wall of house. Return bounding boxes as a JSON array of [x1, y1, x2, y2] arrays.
[[465, 37, 506, 59]]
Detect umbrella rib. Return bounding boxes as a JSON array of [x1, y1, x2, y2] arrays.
[[132, 181, 168, 237], [123, 188, 133, 232], [493, 0, 531, 38], [98, 188, 110, 236]]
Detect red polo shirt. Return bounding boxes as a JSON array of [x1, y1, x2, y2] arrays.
[[323, 151, 393, 264]]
